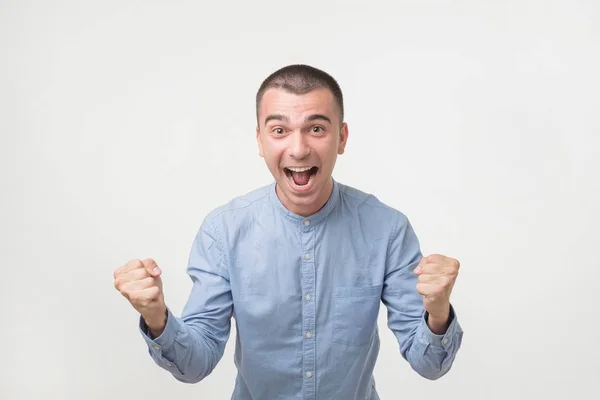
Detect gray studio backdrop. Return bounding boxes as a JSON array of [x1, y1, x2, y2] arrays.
[[1, 1, 599, 399]]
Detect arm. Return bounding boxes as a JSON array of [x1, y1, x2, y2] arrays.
[[139, 215, 233, 384], [381, 212, 463, 380]]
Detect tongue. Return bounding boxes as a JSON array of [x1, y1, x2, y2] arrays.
[[291, 170, 311, 186]]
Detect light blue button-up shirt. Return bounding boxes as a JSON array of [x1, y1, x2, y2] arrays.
[[140, 180, 463, 399]]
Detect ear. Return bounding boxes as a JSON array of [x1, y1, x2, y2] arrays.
[[256, 126, 264, 157], [337, 122, 349, 155]]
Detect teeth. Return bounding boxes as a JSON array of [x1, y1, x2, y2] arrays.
[[287, 167, 313, 172]]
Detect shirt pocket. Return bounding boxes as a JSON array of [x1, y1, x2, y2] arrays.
[[332, 284, 382, 346]]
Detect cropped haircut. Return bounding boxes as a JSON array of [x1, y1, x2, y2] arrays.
[[255, 64, 344, 124]]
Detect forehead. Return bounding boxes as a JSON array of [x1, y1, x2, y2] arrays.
[[259, 87, 338, 122]]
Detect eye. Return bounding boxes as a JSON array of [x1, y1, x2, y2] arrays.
[[311, 126, 325, 133], [272, 127, 284, 135]]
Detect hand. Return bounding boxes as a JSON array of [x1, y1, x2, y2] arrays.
[[114, 258, 167, 335], [414, 254, 460, 329]]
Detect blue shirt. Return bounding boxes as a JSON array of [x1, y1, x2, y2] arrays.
[[140, 180, 463, 399]]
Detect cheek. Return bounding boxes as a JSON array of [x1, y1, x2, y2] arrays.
[[317, 141, 340, 163], [261, 144, 284, 165]]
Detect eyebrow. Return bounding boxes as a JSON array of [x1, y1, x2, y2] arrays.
[[264, 114, 289, 125], [305, 114, 332, 124], [264, 114, 332, 125]]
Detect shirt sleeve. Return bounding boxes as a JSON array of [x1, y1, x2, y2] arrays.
[[381, 211, 463, 380], [139, 214, 233, 383]]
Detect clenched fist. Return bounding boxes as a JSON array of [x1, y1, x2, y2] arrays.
[[114, 258, 167, 336], [414, 254, 460, 333]]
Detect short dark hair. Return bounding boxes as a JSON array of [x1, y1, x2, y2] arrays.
[[256, 64, 344, 124]]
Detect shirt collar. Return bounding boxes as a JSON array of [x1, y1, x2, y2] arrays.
[[268, 178, 340, 226]]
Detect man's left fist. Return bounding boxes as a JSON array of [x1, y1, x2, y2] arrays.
[[414, 254, 460, 320]]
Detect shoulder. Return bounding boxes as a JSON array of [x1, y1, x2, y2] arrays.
[[203, 183, 272, 222], [196, 183, 273, 239], [337, 182, 412, 232]]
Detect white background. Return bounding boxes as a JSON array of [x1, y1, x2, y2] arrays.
[[2, 0, 599, 399]]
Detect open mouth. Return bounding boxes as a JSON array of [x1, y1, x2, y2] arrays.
[[284, 166, 319, 188]]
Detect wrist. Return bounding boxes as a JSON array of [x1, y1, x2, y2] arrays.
[[426, 304, 451, 334], [144, 307, 167, 335]]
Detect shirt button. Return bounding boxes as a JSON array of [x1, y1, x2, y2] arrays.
[[305, 294, 311, 301], [305, 331, 312, 338], [306, 371, 313, 377], [153, 345, 160, 350], [304, 253, 311, 260], [166, 362, 172, 367], [442, 338, 449, 345], [304, 220, 310, 226]]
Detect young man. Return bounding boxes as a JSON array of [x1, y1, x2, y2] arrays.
[[113, 64, 463, 399]]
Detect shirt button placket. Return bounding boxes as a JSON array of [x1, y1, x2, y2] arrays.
[[301, 218, 316, 399]]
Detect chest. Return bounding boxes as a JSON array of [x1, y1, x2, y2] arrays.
[[227, 220, 389, 302], [227, 221, 388, 346]]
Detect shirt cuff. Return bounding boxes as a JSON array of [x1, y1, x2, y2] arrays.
[[139, 308, 179, 352], [419, 304, 461, 350]]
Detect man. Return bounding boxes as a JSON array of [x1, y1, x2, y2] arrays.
[[114, 64, 463, 399]]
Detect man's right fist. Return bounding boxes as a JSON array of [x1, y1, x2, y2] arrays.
[[114, 258, 167, 335]]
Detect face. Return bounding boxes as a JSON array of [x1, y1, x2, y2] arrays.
[[256, 87, 348, 217]]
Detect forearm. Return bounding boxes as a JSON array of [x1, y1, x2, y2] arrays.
[[403, 306, 463, 380], [140, 308, 228, 384], [382, 213, 464, 380]]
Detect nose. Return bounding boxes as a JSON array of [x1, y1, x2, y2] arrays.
[[289, 131, 311, 159]]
